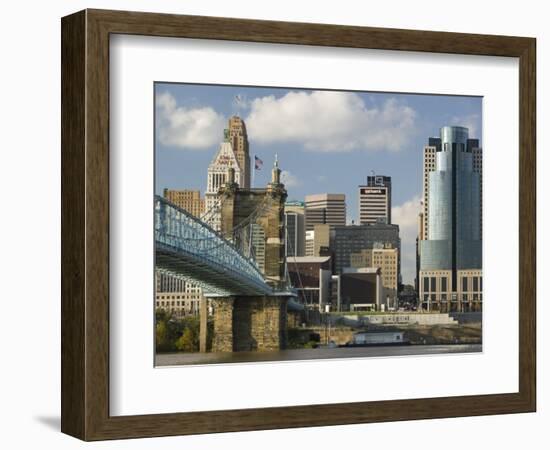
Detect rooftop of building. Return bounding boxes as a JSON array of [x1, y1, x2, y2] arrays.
[[286, 256, 331, 264], [333, 223, 400, 231], [305, 193, 346, 202], [342, 267, 381, 274]]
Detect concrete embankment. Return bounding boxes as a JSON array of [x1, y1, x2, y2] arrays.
[[289, 313, 482, 347], [301, 323, 482, 346]]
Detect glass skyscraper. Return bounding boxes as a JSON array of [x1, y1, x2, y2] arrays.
[[420, 126, 482, 292]]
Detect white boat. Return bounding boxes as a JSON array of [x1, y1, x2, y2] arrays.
[[343, 331, 410, 347]]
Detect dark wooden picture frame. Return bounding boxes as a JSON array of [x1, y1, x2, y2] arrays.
[[61, 9, 536, 441]]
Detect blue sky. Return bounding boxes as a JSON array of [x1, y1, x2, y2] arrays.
[[155, 83, 482, 284]]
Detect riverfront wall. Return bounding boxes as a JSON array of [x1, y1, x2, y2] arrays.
[[332, 312, 459, 326]]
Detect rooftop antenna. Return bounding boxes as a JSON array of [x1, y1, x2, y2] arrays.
[[271, 153, 281, 185], [233, 95, 244, 117]]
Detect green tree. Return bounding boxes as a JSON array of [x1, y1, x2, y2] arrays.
[[156, 319, 169, 352], [175, 328, 196, 352], [155, 310, 205, 353]]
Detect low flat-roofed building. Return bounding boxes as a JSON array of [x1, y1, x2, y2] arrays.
[[331, 267, 383, 312], [155, 270, 203, 317], [287, 255, 332, 311]]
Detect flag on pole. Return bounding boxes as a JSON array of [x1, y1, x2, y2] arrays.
[[254, 155, 263, 170]]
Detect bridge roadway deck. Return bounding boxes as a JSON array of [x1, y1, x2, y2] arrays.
[[156, 241, 274, 296]]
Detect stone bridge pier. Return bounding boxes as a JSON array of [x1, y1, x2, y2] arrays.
[[202, 158, 291, 353], [208, 295, 289, 352]]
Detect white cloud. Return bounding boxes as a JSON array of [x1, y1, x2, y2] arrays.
[[156, 92, 226, 150], [450, 113, 481, 138], [280, 170, 300, 188], [392, 195, 421, 285], [245, 91, 416, 152]]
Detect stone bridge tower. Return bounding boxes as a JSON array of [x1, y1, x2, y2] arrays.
[[203, 159, 290, 354], [219, 159, 287, 287]]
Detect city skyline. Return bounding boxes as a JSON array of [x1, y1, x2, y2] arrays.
[[155, 83, 482, 284]]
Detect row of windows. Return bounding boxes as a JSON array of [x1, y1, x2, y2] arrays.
[[422, 276, 482, 293], [423, 277, 444, 292], [156, 300, 200, 308], [157, 295, 200, 300], [422, 293, 483, 302]]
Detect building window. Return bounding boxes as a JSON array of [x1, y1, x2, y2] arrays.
[[430, 277, 436, 292], [473, 277, 479, 292], [441, 277, 447, 292], [423, 277, 429, 292], [462, 277, 468, 292]]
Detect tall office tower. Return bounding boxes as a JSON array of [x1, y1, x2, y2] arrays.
[[415, 209, 424, 294], [470, 140, 483, 237], [284, 201, 306, 257], [422, 138, 440, 239], [227, 116, 250, 188], [419, 126, 482, 312], [162, 189, 205, 218], [204, 133, 242, 230], [359, 175, 392, 224], [422, 137, 483, 246], [305, 193, 346, 231]]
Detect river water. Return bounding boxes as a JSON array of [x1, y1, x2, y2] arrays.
[[156, 344, 482, 367]]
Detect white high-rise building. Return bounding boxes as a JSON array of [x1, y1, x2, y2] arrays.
[[359, 175, 392, 225], [422, 142, 437, 239], [204, 139, 242, 231]]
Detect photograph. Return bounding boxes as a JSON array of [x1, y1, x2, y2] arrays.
[[153, 83, 483, 366]]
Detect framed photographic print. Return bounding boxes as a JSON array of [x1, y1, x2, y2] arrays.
[[61, 9, 536, 441]]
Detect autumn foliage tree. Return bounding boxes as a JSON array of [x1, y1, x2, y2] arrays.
[[155, 309, 204, 353]]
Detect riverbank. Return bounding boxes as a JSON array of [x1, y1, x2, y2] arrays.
[[289, 322, 482, 347]]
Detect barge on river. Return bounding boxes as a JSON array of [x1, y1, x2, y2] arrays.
[[343, 331, 410, 347]]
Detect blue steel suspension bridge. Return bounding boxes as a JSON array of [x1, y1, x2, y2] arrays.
[[155, 195, 283, 297], [155, 167, 305, 353]]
